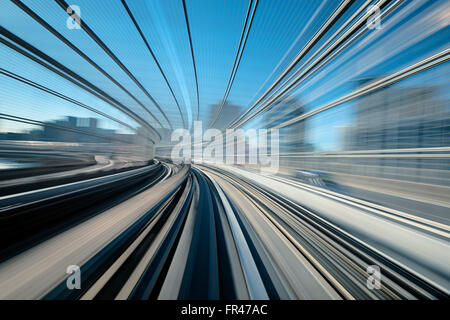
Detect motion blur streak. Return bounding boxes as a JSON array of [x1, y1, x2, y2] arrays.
[[0, 0, 449, 299]]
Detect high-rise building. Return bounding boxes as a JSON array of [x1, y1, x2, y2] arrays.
[[348, 78, 450, 151], [263, 97, 311, 167], [207, 102, 243, 130]]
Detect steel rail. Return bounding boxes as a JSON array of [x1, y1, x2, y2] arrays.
[[181, 0, 200, 123], [0, 68, 139, 136], [229, 0, 354, 128], [233, 0, 382, 127], [9, 0, 164, 138], [0, 29, 161, 141], [209, 0, 259, 128], [122, 0, 187, 129], [54, 0, 173, 130]]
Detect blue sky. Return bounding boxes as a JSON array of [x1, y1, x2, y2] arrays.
[[1, 0, 449, 150]]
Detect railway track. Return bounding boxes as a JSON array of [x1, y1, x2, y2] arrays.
[[198, 165, 449, 299], [0, 162, 448, 299]]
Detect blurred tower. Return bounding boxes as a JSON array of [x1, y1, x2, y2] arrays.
[[263, 97, 308, 168], [88, 118, 98, 130], [349, 77, 449, 150], [207, 102, 243, 130]]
